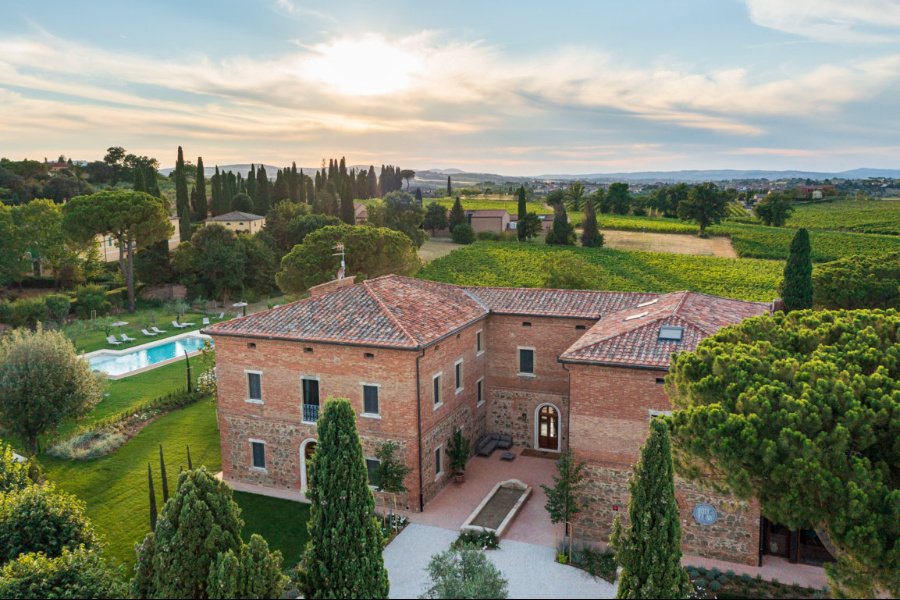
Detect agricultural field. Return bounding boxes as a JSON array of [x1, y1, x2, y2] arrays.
[[786, 198, 900, 235], [418, 241, 783, 302], [714, 222, 900, 262]]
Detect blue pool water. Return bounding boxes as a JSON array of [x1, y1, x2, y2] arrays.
[[88, 336, 213, 377]]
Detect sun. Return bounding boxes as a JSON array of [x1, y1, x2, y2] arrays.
[[300, 34, 424, 97]]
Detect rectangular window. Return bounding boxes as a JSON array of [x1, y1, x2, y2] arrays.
[[455, 359, 463, 393], [363, 384, 379, 415], [365, 458, 381, 488], [476, 330, 483, 354], [250, 441, 266, 470], [519, 348, 535, 375], [302, 377, 320, 423], [435, 447, 442, 478], [433, 374, 442, 406], [247, 372, 262, 402], [476, 378, 484, 406]]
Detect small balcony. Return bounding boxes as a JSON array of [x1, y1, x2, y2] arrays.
[[302, 403, 320, 423]]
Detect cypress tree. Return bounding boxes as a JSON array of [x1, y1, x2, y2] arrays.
[[247, 164, 256, 201], [546, 204, 576, 245], [415, 187, 423, 205], [193, 156, 208, 220], [448, 197, 466, 233], [159, 445, 169, 503], [175, 146, 191, 241], [148, 463, 157, 531], [780, 227, 813, 311], [289, 162, 300, 202], [447, 175, 452, 197], [517, 186, 527, 241], [581, 196, 603, 248], [255, 165, 270, 214], [612, 420, 691, 599], [133, 167, 146, 193], [303, 399, 389, 599], [340, 189, 355, 224], [145, 167, 161, 197], [299, 169, 307, 203]]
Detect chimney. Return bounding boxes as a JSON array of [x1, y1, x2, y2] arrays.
[[309, 277, 356, 298]]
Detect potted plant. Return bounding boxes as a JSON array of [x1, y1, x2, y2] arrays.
[[447, 429, 470, 484]]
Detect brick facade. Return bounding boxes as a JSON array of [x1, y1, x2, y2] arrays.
[[209, 278, 769, 567]]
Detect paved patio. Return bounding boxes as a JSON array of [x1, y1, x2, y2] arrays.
[[409, 446, 564, 547], [385, 523, 616, 599]]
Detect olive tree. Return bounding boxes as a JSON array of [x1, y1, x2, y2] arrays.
[[0, 328, 103, 453]]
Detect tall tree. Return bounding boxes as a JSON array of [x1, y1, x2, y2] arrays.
[[541, 449, 590, 532], [255, 165, 270, 214], [780, 228, 813, 311], [192, 156, 208, 220], [612, 420, 692, 599], [421, 546, 508, 600], [448, 197, 466, 232], [545, 204, 576, 245], [447, 175, 452, 197], [423, 202, 449, 235], [677, 182, 727, 237], [580, 195, 602, 248], [63, 190, 172, 312], [302, 399, 389, 599], [516, 186, 527, 241], [133, 167, 146, 193], [667, 309, 899, 598], [383, 190, 426, 247], [340, 187, 355, 224], [171, 224, 246, 303], [175, 146, 191, 242], [607, 182, 632, 215], [564, 182, 587, 211], [753, 191, 793, 227]]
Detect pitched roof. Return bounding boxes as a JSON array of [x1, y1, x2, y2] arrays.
[[559, 291, 770, 368], [205, 275, 487, 349], [466, 286, 657, 319], [205, 211, 265, 222]]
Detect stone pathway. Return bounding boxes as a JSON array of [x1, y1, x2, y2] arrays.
[[384, 523, 616, 599]]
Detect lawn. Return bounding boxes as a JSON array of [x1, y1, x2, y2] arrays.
[[235, 491, 311, 568], [56, 359, 193, 439], [63, 307, 217, 353], [418, 241, 783, 302]]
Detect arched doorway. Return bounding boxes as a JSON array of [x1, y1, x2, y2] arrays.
[[535, 404, 561, 451], [299, 438, 317, 493]]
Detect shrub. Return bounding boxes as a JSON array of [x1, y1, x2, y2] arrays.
[[422, 545, 508, 599], [43, 293, 72, 324], [9, 297, 50, 329], [454, 530, 499, 550], [476, 231, 500, 241], [451, 223, 476, 244], [74, 284, 111, 318], [0, 300, 11, 325], [0, 546, 126, 599]]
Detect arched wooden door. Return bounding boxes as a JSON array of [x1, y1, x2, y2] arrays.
[[537, 405, 560, 450]]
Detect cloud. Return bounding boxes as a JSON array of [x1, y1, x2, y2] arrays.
[[746, 0, 900, 43]]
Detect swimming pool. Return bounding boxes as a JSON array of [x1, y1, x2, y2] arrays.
[[87, 334, 213, 378]]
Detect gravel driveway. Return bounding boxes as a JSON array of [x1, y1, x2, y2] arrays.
[[384, 523, 616, 599]]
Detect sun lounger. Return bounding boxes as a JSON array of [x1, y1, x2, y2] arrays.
[[106, 335, 123, 346], [171, 321, 187, 329], [217, 312, 224, 319], [202, 317, 210, 326], [151, 326, 167, 334], [141, 329, 158, 337], [120, 333, 136, 342], [180, 320, 196, 326]]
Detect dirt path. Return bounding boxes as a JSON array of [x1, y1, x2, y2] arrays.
[[419, 237, 458, 262], [600, 230, 737, 257]]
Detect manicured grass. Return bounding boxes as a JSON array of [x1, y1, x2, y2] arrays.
[[235, 491, 310, 569], [56, 359, 192, 439], [417, 241, 783, 301], [41, 397, 222, 568], [63, 308, 215, 353]]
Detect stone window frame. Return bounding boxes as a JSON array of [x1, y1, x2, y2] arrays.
[[432, 372, 443, 410], [245, 370, 264, 404], [475, 329, 484, 356], [476, 377, 485, 407], [454, 358, 464, 395], [361, 382, 381, 419], [434, 444, 444, 481], [249, 438, 267, 472], [300, 374, 321, 424], [517, 346, 536, 378]]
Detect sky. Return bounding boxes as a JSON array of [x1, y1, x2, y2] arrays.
[[1, 0, 899, 175]]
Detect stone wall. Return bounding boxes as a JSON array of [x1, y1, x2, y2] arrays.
[[574, 463, 760, 566], [488, 388, 568, 450]]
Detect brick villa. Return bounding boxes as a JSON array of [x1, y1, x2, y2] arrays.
[[205, 275, 828, 568]]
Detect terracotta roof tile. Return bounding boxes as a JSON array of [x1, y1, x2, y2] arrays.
[[465, 286, 657, 319], [560, 291, 770, 368]]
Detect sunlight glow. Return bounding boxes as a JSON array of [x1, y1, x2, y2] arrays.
[[300, 35, 424, 96]]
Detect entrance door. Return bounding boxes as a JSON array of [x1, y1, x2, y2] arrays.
[[537, 405, 559, 450], [300, 440, 317, 493]]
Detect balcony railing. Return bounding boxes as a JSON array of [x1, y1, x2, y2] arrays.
[[302, 403, 320, 423]]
